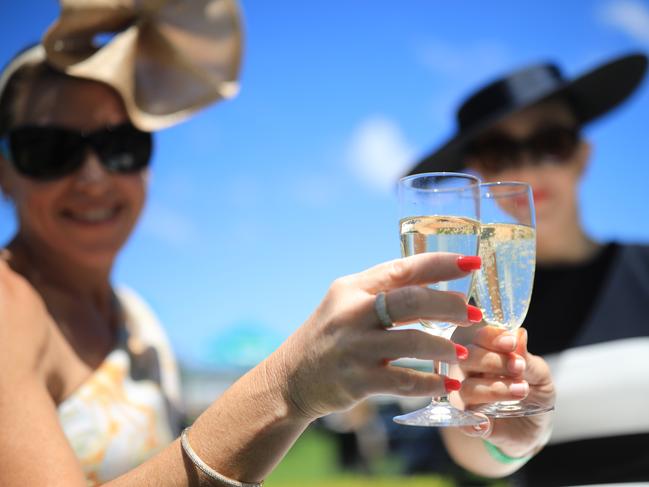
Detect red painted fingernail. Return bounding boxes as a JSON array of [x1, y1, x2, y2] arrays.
[[457, 256, 482, 272], [455, 343, 469, 360], [467, 305, 483, 323], [444, 378, 462, 392]]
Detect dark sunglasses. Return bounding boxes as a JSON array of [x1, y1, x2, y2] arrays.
[[0, 123, 153, 181], [467, 125, 580, 173]]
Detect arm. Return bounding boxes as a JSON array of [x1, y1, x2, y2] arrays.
[[0, 253, 481, 486], [0, 262, 89, 486], [442, 326, 555, 477]]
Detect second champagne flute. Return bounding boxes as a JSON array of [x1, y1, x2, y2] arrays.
[[394, 172, 485, 427], [471, 181, 553, 417]]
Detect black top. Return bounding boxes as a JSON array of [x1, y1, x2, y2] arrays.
[[518, 242, 649, 486], [523, 243, 619, 356]]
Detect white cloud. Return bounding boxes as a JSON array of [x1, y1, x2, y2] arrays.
[[140, 201, 201, 248], [599, 0, 649, 44], [346, 116, 416, 193]]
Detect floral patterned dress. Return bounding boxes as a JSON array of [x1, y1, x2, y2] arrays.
[[57, 288, 184, 486]]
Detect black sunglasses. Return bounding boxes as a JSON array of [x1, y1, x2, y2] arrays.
[[467, 125, 580, 173], [0, 123, 153, 181]]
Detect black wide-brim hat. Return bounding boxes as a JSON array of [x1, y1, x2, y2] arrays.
[[407, 52, 648, 175]]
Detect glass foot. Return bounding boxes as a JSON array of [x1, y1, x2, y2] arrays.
[[472, 400, 554, 418], [394, 402, 487, 427]]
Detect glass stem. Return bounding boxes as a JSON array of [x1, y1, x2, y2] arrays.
[[431, 325, 456, 405], [432, 360, 451, 404]]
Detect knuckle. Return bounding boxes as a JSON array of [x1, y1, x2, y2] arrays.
[[330, 277, 350, 294], [448, 296, 468, 319], [491, 380, 510, 396], [483, 352, 506, 373], [397, 370, 417, 392], [324, 279, 356, 312], [388, 258, 413, 286]]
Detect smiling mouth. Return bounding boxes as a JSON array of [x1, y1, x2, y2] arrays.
[[62, 206, 123, 225]]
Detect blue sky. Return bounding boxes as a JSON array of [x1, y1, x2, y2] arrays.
[[2, 0, 649, 369]]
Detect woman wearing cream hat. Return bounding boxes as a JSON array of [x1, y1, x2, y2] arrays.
[[0, 1, 554, 485]]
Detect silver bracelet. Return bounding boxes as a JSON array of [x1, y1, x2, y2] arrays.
[[180, 427, 263, 487]]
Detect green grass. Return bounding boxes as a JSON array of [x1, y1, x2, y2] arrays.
[[265, 427, 454, 487], [268, 479, 453, 487]]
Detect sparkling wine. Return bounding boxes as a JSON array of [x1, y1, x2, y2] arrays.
[[400, 215, 480, 329], [473, 223, 536, 330]]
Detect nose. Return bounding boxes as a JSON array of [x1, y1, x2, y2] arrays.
[[71, 148, 111, 190]]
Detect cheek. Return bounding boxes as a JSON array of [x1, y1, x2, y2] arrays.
[[10, 181, 66, 226], [117, 173, 148, 216], [540, 166, 580, 196]]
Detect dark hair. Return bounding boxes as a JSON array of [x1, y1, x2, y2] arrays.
[[536, 93, 580, 125], [0, 61, 71, 136]]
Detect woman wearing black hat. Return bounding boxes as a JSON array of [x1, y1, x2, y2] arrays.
[[410, 53, 649, 486]]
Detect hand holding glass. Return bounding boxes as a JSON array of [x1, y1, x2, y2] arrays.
[[394, 172, 485, 427]]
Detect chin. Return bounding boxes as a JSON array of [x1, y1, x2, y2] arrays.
[[71, 251, 119, 273], [54, 238, 123, 272]]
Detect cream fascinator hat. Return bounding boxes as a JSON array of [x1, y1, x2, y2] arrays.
[[0, 0, 243, 131]]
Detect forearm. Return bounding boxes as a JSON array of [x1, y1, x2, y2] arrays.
[[108, 350, 312, 486]]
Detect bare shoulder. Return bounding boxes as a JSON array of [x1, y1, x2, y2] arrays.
[[0, 259, 53, 379], [0, 260, 89, 487]]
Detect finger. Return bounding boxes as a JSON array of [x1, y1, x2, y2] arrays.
[[461, 348, 526, 377], [364, 329, 462, 364], [459, 377, 529, 406], [365, 366, 456, 397], [514, 328, 552, 386], [471, 325, 518, 353], [385, 286, 482, 327], [351, 253, 481, 294], [515, 327, 528, 356]]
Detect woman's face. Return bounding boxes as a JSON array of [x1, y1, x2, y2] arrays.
[[466, 100, 590, 242], [0, 77, 148, 271]]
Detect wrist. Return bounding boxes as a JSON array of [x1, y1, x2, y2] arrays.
[[486, 417, 553, 460], [483, 440, 533, 464], [262, 342, 318, 424], [190, 353, 314, 481]]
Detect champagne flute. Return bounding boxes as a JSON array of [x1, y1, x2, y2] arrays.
[[471, 181, 553, 417], [394, 172, 485, 427]]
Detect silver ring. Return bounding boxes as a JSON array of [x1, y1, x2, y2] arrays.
[[375, 292, 394, 329]]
